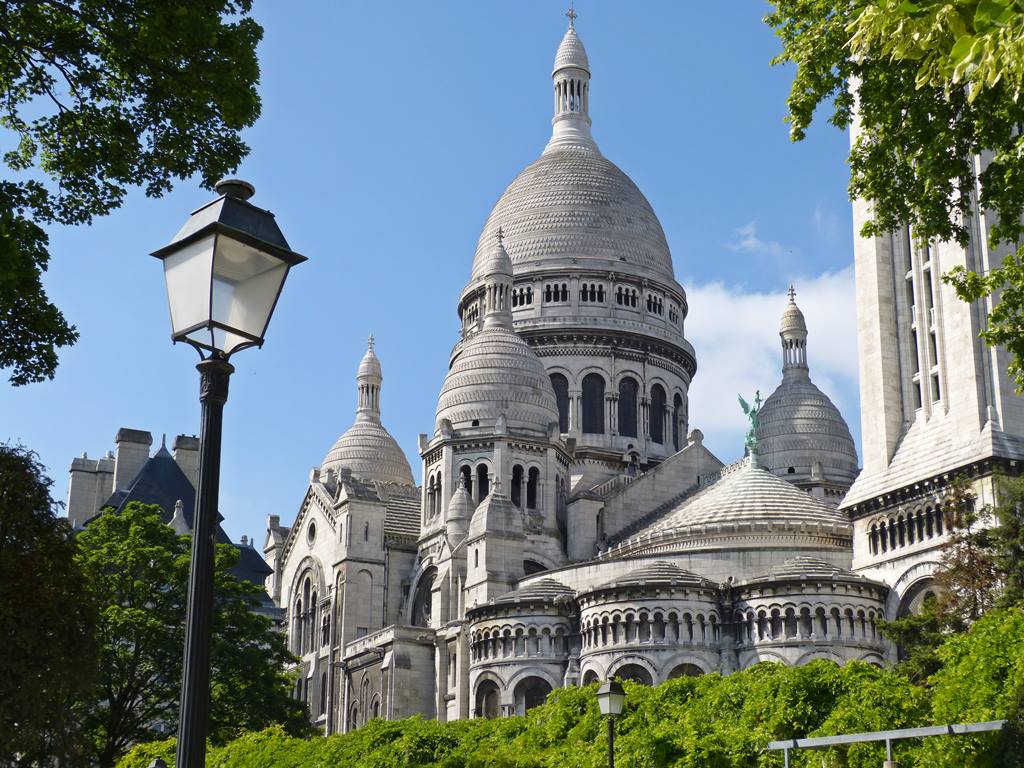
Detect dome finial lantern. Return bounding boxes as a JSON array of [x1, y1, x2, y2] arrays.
[[779, 285, 809, 378], [547, 8, 595, 152]]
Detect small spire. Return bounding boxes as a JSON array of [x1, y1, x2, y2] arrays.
[[566, 3, 577, 28], [787, 285, 796, 303], [367, 333, 375, 351], [496, 226, 504, 245], [161, 433, 167, 450]]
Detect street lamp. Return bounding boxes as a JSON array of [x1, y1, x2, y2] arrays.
[[151, 178, 305, 768], [596, 679, 626, 768]]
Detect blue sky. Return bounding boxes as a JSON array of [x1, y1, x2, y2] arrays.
[[1, 1, 861, 546]]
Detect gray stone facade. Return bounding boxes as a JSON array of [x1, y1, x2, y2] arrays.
[[268, 17, 927, 735]]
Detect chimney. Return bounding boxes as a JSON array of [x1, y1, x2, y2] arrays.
[[173, 434, 200, 489], [67, 452, 115, 529], [113, 428, 152, 491]]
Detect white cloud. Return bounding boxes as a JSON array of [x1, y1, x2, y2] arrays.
[[728, 221, 790, 259], [683, 267, 860, 464]]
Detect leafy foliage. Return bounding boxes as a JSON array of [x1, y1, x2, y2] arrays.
[[0, 0, 262, 385], [0, 443, 98, 767], [75, 502, 308, 767], [117, 661, 935, 768], [764, 0, 1024, 390]]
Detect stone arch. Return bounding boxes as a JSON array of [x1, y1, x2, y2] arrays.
[[513, 675, 553, 714], [795, 649, 844, 666], [474, 675, 502, 720], [410, 565, 437, 628], [667, 663, 705, 679], [581, 668, 600, 686], [582, 372, 606, 434], [608, 656, 656, 686]]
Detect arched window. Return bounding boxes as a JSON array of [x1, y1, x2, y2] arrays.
[[477, 464, 489, 500], [460, 465, 473, 497], [672, 393, 683, 450], [321, 611, 330, 647], [320, 672, 328, 715], [527, 467, 539, 510], [433, 473, 442, 516], [550, 373, 570, 433], [618, 377, 638, 438], [649, 384, 666, 443], [511, 465, 524, 507], [582, 373, 605, 434], [363, 521, 370, 542], [560, 283, 569, 302]]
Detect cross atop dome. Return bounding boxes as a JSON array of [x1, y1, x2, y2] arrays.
[[787, 285, 796, 303], [367, 333, 375, 351], [566, 3, 577, 28]]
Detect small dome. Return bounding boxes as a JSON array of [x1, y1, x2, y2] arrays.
[[553, 25, 589, 73], [782, 286, 806, 335], [446, 481, 473, 521], [435, 327, 559, 436], [741, 555, 880, 587], [358, 335, 382, 379], [321, 422, 415, 486], [623, 462, 851, 552], [492, 578, 574, 605], [757, 377, 859, 487], [478, 229, 513, 278], [594, 561, 714, 590]]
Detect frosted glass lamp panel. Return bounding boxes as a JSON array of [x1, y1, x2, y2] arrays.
[[162, 235, 214, 339], [211, 236, 288, 354]]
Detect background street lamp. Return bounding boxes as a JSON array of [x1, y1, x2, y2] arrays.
[[151, 178, 306, 768], [596, 679, 626, 768]]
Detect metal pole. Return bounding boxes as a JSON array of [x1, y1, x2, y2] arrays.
[[176, 357, 233, 768], [608, 715, 615, 768], [883, 737, 896, 768]]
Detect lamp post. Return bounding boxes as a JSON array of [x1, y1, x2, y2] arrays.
[[151, 178, 306, 768], [596, 679, 625, 768]]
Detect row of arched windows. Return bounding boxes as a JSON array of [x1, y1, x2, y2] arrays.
[[735, 606, 880, 644], [868, 507, 945, 555], [511, 287, 533, 307], [470, 624, 569, 662], [580, 283, 605, 303], [459, 464, 491, 504], [616, 286, 639, 307], [556, 77, 587, 114], [425, 471, 443, 521], [544, 283, 569, 303], [646, 294, 664, 315], [581, 610, 719, 649], [291, 576, 319, 655], [549, 372, 685, 449]]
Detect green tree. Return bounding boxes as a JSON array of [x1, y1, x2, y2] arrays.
[[0, 0, 262, 386], [764, 0, 1024, 390], [75, 502, 308, 767], [0, 444, 98, 767], [921, 608, 1024, 767]]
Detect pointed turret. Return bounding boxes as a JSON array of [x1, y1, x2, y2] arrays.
[[779, 286, 809, 380], [481, 229, 514, 331], [546, 8, 597, 152], [356, 334, 383, 423]]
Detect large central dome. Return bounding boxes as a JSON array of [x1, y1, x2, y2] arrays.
[[471, 145, 676, 284]]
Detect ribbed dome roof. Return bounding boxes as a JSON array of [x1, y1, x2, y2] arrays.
[[321, 422, 415, 486], [553, 25, 589, 73], [780, 301, 807, 336], [493, 578, 574, 605], [436, 327, 559, 435], [757, 378, 859, 486], [357, 338, 382, 379], [470, 145, 676, 284], [595, 561, 714, 590], [740, 555, 878, 587], [639, 463, 850, 536]]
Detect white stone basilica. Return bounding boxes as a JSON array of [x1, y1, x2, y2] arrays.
[[263, 15, 1024, 732]]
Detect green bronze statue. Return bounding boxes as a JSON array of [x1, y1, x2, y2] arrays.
[[738, 390, 763, 459]]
